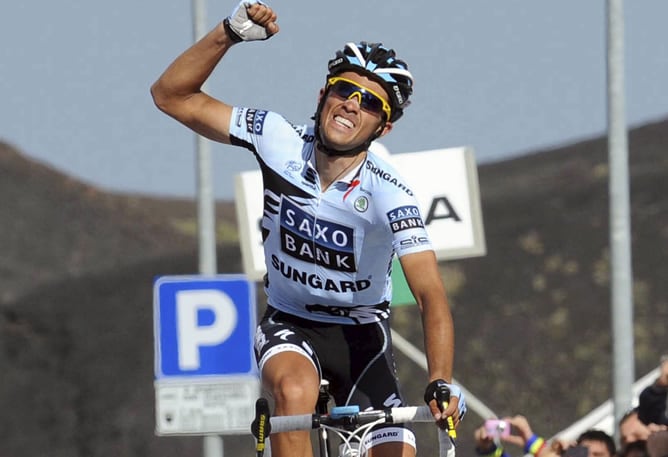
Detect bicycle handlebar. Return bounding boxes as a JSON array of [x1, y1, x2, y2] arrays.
[[254, 401, 455, 457]]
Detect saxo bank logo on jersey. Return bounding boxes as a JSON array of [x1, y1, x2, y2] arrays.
[[245, 109, 268, 135], [387, 205, 424, 233], [279, 198, 356, 272]]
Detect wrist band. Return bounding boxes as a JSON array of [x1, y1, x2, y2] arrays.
[[532, 441, 547, 457], [524, 435, 546, 456], [222, 17, 243, 43]]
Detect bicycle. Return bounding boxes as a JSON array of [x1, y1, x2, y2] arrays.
[[251, 380, 457, 457]]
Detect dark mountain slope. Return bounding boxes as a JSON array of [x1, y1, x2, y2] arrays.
[[0, 248, 254, 457], [0, 141, 235, 303]]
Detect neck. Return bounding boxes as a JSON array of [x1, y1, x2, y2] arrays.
[[316, 149, 367, 191]]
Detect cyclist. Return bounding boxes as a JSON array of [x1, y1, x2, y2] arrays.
[[151, 2, 467, 456]]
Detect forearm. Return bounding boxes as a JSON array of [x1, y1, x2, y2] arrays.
[[421, 297, 455, 382], [401, 251, 455, 382], [151, 22, 234, 115]]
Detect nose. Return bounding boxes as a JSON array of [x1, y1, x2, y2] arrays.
[[347, 91, 362, 104], [343, 91, 363, 110]]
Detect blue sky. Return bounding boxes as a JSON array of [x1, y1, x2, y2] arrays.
[[1, 1, 667, 199]]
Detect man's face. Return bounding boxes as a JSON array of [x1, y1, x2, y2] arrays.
[[620, 412, 651, 446], [317, 71, 392, 151], [579, 439, 613, 457]]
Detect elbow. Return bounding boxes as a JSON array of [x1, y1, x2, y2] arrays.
[[150, 80, 194, 122], [150, 81, 171, 114]]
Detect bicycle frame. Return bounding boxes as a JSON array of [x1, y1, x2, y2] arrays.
[[316, 380, 334, 457]]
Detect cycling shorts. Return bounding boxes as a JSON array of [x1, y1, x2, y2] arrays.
[[254, 306, 416, 448]]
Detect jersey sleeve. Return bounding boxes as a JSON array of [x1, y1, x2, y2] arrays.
[[228, 107, 305, 165], [375, 186, 433, 258], [389, 203, 433, 257]]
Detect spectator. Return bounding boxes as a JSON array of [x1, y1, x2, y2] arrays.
[[618, 408, 668, 457], [620, 408, 653, 447], [638, 355, 668, 426], [575, 429, 616, 457], [473, 415, 568, 457], [474, 415, 618, 457]]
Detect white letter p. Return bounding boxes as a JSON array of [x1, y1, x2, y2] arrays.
[[175, 289, 237, 371]]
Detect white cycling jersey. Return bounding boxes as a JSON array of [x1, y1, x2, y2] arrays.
[[229, 107, 433, 324]]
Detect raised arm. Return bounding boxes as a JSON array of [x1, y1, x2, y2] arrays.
[[150, 2, 279, 144]]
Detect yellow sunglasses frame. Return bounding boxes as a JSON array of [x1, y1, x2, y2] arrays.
[[327, 76, 392, 120]]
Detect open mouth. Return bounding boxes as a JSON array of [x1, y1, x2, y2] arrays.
[[334, 115, 354, 129]]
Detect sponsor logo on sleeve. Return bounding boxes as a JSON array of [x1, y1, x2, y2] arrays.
[[399, 235, 430, 249], [387, 205, 425, 233], [245, 109, 268, 135], [235, 109, 243, 128], [279, 198, 356, 272]]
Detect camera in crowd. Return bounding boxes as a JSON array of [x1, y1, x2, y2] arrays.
[[484, 419, 511, 438]]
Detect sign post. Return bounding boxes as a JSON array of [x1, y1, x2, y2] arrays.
[[153, 275, 259, 435]]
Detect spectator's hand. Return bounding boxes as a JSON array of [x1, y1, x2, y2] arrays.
[[648, 423, 668, 433], [499, 415, 534, 448], [658, 356, 668, 385], [474, 424, 496, 454], [537, 444, 562, 457], [225, 1, 279, 43], [553, 438, 578, 454]]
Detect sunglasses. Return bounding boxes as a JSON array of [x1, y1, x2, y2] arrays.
[[327, 76, 392, 120]]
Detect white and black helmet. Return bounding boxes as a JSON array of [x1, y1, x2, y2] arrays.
[[327, 41, 414, 122], [313, 41, 414, 156]]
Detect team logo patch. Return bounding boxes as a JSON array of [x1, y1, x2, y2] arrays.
[[387, 205, 424, 233], [279, 198, 356, 272], [353, 196, 368, 213], [245, 109, 268, 135]]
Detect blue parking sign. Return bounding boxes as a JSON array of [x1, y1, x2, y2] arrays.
[[154, 275, 257, 379]]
